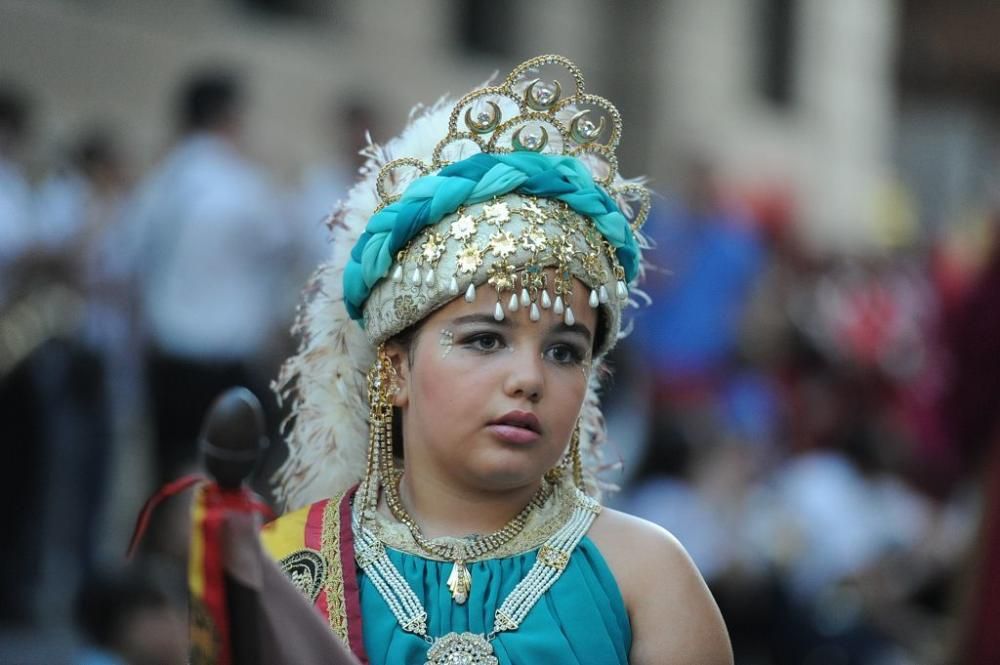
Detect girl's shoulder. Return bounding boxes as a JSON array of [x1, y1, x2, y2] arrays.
[[587, 507, 693, 603], [588, 507, 734, 665]]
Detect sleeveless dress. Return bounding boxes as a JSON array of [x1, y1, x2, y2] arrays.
[[261, 486, 631, 665], [360, 537, 630, 664]]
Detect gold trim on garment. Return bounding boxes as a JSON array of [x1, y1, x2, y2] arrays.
[[321, 493, 350, 642]]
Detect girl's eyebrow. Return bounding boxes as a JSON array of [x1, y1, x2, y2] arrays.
[[554, 322, 593, 343], [450, 314, 511, 328]]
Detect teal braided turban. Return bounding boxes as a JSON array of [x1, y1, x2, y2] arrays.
[[345, 152, 639, 319], [346, 151, 640, 355]]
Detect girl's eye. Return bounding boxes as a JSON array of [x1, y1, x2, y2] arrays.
[[464, 332, 505, 353], [546, 343, 586, 366]]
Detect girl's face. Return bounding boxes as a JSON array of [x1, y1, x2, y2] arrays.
[[386, 278, 597, 494]]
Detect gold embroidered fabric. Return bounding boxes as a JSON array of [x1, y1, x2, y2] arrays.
[[277, 549, 327, 603], [365, 479, 581, 562], [320, 493, 350, 642]]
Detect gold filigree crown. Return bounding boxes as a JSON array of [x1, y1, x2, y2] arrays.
[[374, 54, 650, 231]]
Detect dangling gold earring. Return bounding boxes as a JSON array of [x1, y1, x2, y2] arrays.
[[546, 420, 584, 488], [362, 344, 399, 522], [568, 421, 583, 489]]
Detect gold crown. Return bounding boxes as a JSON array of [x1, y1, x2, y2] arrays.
[[374, 55, 650, 231]]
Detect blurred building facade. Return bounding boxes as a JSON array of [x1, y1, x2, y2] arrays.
[[2, 0, 899, 250]]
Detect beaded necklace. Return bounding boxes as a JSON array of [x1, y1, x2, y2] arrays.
[[383, 476, 553, 603], [353, 487, 600, 665]]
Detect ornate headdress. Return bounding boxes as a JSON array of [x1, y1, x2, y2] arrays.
[[273, 55, 650, 511]]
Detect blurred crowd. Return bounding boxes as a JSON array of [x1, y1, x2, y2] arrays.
[[0, 68, 375, 664], [608, 159, 1000, 664], [1, 64, 999, 665]]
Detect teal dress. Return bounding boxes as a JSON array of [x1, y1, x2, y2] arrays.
[[358, 536, 631, 664]]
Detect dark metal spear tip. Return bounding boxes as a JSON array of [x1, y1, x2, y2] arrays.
[[199, 386, 268, 489]]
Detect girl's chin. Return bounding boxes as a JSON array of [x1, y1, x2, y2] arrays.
[[460, 454, 558, 492]]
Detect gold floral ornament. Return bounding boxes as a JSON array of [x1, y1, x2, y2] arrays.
[[488, 230, 517, 259], [456, 244, 483, 275], [450, 214, 476, 240], [377, 195, 619, 328]]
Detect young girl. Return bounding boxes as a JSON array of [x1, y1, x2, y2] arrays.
[[261, 55, 732, 665]]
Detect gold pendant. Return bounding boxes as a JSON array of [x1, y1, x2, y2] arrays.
[[425, 632, 498, 665], [446, 560, 471, 604]]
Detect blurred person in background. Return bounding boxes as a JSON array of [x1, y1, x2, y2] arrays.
[[0, 86, 114, 631], [297, 96, 379, 267], [629, 155, 765, 451], [127, 67, 295, 494], [0, 80, 47, 629], [32, 127, 137, 575], [36, 128, 143, 451], [73, 566, 187, 665], [740, 243, 968, 665], [0, 82, 34, 283], [1, 95, 132, 639], [942, 210, 1000, 665], [620, 155, 772, 661]]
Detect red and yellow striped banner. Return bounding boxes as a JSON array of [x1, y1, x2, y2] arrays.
[[189, 482, 273, 665]]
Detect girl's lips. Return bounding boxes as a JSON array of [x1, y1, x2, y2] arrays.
[[491, 410, 542, 434], [486, 424, 541, 445]]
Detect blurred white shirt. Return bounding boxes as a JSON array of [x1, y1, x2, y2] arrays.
[[747, 451, 931, 599], [127, 133, 293, 361]]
